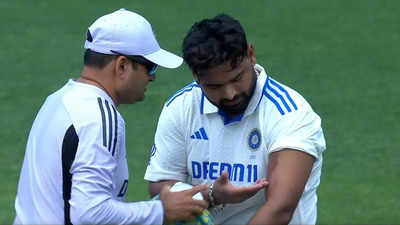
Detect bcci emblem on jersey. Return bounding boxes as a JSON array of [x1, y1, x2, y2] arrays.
[[248, 128, 261, 151]]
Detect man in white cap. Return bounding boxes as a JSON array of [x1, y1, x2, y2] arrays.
[[13, 9, 210, 224]]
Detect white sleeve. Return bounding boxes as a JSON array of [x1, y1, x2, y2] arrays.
[[144, 103, 188, 182], [69, 121, 164, 225], [267, 100, 326, 158]]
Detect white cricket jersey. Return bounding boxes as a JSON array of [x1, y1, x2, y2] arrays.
[[14, 79, 163, 225], [145, 64, 326, 225]]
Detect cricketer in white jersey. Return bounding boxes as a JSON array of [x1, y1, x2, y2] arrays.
[[146, 13, 326, 225], [145, 64, 326, 224]]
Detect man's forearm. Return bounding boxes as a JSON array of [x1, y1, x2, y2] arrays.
[[148, 180, 179, 197], [71, 196, 164, 225], [247, 204, 294, 225]]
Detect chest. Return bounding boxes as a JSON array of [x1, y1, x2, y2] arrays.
[[186, 114, 269, 185]]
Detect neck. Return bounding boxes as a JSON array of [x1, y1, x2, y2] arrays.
[[77, 67, 119, 106]]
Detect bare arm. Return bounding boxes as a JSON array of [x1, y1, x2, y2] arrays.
[[247, 149, 315, 225], [149, 180, 180, 198], [148, 175, 268, 206]]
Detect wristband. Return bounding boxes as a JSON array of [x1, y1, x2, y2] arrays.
[[208, 183, 217, 207]]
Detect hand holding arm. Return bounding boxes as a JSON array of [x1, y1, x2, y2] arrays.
[[159, 184, 209, 223]]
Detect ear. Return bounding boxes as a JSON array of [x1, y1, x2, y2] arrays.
[[248, 44, 256, 65], [114, 56, 132, 79]]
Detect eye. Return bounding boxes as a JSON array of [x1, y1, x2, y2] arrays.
[[232, 73, 243, 82], [206, 85, 220, 90]]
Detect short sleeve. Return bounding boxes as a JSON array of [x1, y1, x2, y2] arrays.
[[267, 102, 326, 159], [144, 104, 188, 182]]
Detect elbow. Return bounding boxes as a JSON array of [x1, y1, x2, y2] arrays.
[[277, 210, 294, 225], [271, 205, 297, 225], [70, 202, 105, 225], [148, 181, 158, 198], [251, 204, 296, 225], [248, 208, 294, 225], [148, 181, 166, 198], [70, 204, 93, 225]]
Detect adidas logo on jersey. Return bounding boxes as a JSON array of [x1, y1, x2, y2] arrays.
[[190, 127, 208, 140]]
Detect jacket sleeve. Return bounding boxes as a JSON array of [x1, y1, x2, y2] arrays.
[[68, 120, 164, 225]]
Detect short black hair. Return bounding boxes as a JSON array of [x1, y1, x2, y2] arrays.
[[83, 49, 117, 69], [182, 14, 248, 75]]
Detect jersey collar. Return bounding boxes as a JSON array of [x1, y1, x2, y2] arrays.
[[200, 64, 268, 123], [68, 79, 117, 107]]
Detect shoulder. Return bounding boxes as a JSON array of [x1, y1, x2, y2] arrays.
[[258, 78, 325, 156], [63, 92, 124, 156], [154, 81, 202, 131], [62, 85, 122, 134], [259, 76, 312, 119], [259, 76, 323, 137], [163, 81, 202, 111]]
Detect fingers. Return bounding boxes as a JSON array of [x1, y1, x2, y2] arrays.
[[185, 188, 209, 208], [188, 184, 208, 195], [161, 189, 208, 223], [240, 183, 265, 192], [192, 205, 206, 217], [194, 199, 209, 209], [225, 179, 269, 204], [185, 184, 208, 201], [255, 178, 269, 187], [185, 199, 208, 218], [231, 183, 267, 200], [182, 185, 209, 208]]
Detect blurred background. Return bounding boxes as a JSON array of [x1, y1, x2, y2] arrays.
[[1, 0, 399, 223]]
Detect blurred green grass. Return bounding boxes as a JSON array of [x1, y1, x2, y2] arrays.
[[1, 0, 399, 224]]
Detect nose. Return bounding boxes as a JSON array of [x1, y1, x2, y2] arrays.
[[148, 73, 156, 82], [222, 84, 237, 101]]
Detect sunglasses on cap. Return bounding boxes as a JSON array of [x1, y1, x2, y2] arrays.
[[111, 51, 158, 75]]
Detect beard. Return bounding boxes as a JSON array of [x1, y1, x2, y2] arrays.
[[218, 93, 251, 116], [214, 71, 257, 117]]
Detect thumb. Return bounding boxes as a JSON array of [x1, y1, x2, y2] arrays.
[[163, 184, 172, 191], [159, 184, 173, 205], [217, 170, 229, 184], [160, 185, 172, 195]]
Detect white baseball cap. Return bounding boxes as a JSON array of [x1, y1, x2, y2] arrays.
[[84, 8, 183, 68]]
